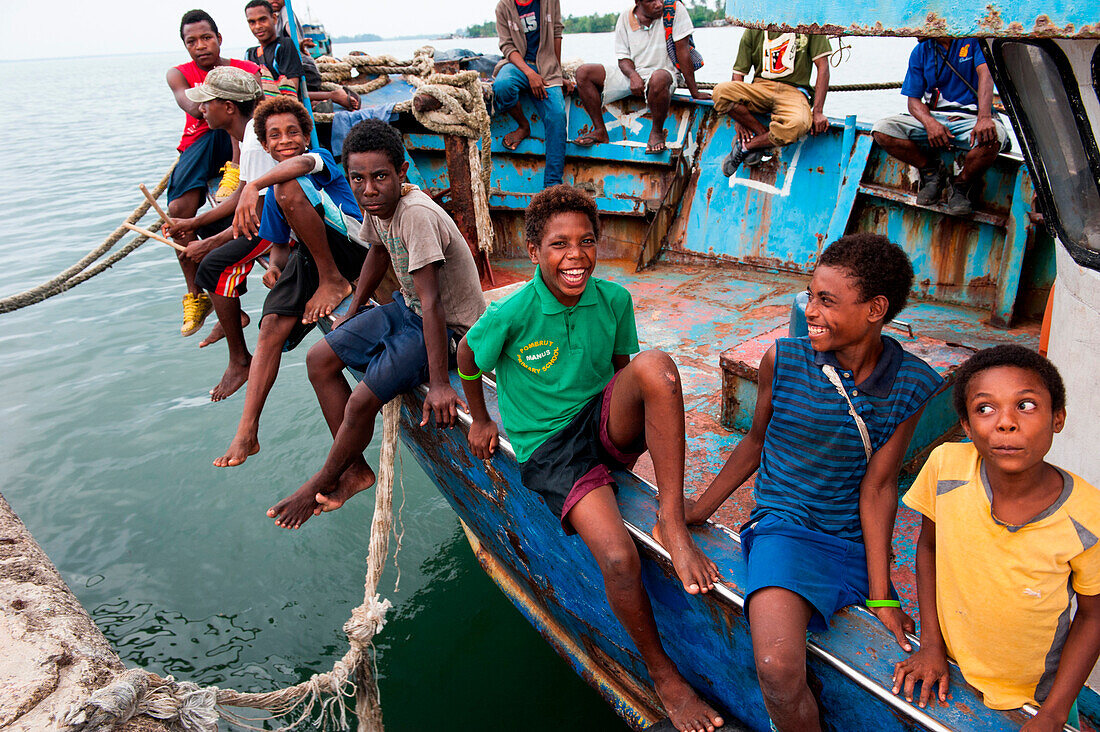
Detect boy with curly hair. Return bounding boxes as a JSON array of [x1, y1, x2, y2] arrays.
[[267, 119, 486, 528], [687, 233, 944, 732], [457, 185, 724, 732], [214, 96, 366, 468], [894, 345, 1100, 731]]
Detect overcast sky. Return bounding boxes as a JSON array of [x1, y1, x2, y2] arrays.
[[0, 0, 644, 60]]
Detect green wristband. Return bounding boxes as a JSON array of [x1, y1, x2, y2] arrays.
[[865, 599, 902, 608], [458, 368, 482, 381]]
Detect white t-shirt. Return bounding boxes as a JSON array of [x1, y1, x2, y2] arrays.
[[613, 1, 693, 77], [240, 118, 276, 183]]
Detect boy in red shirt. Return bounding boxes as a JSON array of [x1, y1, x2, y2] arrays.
[[166, 10, 259, 337]]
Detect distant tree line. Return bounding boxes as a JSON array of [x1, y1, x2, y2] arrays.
[[462, 1, 725, 38], [332, 32, 383, 43]]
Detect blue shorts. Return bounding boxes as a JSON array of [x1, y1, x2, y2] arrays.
[[325, 293, 458, 403], [742, 514, 892, 632], [168, 129, 233, 203]]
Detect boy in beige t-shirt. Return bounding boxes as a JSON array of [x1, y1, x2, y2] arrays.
[[268, 119, 486, 529]]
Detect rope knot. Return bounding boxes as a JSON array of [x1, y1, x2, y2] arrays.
[[344, 594, 394, 649]]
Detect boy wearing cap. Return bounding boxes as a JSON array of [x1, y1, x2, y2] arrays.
[[167, 9, 260, 336], [165, 66, 282, 402]]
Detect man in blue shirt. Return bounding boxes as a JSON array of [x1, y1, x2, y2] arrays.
[[872, 38, 1009, 216]]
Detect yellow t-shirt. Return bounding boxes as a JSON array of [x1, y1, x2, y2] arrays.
[[903, 441, 1100, 710]]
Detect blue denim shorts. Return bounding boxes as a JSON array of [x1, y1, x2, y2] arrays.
[[325, 293, 456, 403], [741, 514, 893, 632], [167, 129, 232, 202]]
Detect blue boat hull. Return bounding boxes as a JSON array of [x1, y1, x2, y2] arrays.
[[397, 384, 1040, 731]]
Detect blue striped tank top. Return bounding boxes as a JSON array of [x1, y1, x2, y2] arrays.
[[750, 336, 944, 541]]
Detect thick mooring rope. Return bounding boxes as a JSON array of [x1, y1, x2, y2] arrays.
[[0, 165, 175, 315], [61, 398, 404, 732]]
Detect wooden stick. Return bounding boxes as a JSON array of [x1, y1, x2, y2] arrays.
[[138, 184, 174, 225], [123, 222, 187, 253]]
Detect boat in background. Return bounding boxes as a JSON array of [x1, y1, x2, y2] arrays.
[[301, 21, 331, 58], [309, 1, 1099, 728]]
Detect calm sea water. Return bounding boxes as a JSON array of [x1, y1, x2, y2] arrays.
[[0, 30, 918, 730]]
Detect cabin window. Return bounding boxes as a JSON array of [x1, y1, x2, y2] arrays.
[[992, 40, 1100, 270]]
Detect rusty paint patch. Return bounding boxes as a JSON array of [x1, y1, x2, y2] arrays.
[[726, 16, 1100, 38], [979, 4, 1004, 32]]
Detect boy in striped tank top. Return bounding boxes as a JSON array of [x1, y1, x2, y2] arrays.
[[687, 233, 944, 732]]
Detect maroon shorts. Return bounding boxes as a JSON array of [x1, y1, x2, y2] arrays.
[[517, 371, 646, 534]]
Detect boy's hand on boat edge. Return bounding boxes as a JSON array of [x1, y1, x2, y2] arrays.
[[421, 383, 466, 429], [872, 604, 916, 652], [892, 644, 949, 708], [467, 418, 498, 459]]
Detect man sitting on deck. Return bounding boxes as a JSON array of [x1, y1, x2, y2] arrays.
[[214, 96, 366, 467], [713, 30, 833, 175], [267, 120, 486, 528], [166, 9, 260, 337], [686, 234, 944, 732], [872, 37, 1009, 216], [573, 0, 709, 154], [492, 0, 570, 186], [244, 0, 359, 110]]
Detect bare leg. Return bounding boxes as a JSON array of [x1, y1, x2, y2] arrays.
[[502, 105, 531, 150], [956, 142, 999, 186], [604, 350, 719, 594], [207, 293, 251, 402], [872, 131, 932, 170], [267, 339, 376, 528], [574, 63, 610, 144], [168, 190, 205, 295], [273, 180, 351, 324], [747, 587, 821, 732], [569, 487, 724, 732], [645, 71, 674, 153], [213, 312, 297, 467], [199, 310, 250, 348]]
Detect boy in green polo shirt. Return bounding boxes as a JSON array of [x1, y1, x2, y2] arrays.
[[457, 185, 724, 732]]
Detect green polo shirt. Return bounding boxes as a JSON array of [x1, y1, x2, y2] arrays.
[[466, 267, 640, 463]]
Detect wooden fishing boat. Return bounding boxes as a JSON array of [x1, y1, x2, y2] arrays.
[[315, 2, 1100, 728]]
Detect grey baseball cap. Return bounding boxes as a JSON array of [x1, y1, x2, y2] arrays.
[[185, 66, 261, 103]]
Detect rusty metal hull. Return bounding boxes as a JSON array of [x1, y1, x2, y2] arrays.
[[722, 0, 1100, 39]]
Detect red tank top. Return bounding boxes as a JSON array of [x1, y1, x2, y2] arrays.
[[175, 58, 260, 152]]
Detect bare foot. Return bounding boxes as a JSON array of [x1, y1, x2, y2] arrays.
[[213, 432, 259, 467], [209, 358, 251, 402], [267, 475, 329, 529], [199, 311, 251, 348], [646, 127, 668, 154], [653, 520, 720, 594], [653, 671, 724, 732], [502, 124, 530, 150], [573, 130, 609, 147], [303, 277, 351, 324], [315, 462, 376, 513]]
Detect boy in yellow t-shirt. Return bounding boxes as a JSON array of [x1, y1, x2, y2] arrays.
[[895, 345, 1100, 731]]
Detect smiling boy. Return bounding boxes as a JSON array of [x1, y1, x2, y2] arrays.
[[166, 10, 260, 336], [687, 233, 943, 732], [214, 96, 366, 468], [267, 119, 486, 528], [894, 346, 1100, 731], [457, 186, 723, 732]]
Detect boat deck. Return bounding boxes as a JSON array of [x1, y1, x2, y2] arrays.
[[487, 255, 1041, 621]]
